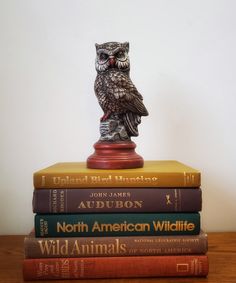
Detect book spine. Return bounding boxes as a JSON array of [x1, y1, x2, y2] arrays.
[[34, 171, 200, 188], [24, 232, 208, 258], [34, 213, 200, 237], [33, 188, 202, 213], [23, 255, 209, 280]]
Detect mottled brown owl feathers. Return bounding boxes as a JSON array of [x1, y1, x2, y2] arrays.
[[94, 42, 148, 137]]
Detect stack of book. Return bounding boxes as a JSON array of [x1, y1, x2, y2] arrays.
[[23, 160, 209, 280]]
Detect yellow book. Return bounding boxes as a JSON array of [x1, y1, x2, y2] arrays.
[[33, 161, 200, 189]]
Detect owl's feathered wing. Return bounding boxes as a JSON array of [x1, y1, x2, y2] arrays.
[[95, 71, 148, 137], [115, 73, 148, 137]]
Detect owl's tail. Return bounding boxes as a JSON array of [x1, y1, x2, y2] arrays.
[[123, 112, 141, 137]]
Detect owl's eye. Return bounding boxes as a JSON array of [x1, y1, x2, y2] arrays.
[[116, 51, 125, 59], [99, 53, 108, 61]]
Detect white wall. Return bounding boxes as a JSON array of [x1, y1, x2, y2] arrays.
[[1, 0, 236, 234]]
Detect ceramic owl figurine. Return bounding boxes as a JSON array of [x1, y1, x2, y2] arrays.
[[94, 42, 148, 141]]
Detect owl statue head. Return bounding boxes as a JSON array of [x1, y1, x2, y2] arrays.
[[95, 41, 130, 73]]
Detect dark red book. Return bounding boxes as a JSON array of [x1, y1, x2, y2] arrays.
[[33, 187, 202, 213], [23, 255, 209, 280]]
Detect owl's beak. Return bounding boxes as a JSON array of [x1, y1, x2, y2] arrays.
[[109, 57, 116, 67]]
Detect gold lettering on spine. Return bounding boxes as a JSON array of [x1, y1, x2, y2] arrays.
[[115, 175, 158, 184], [90, 175, 112, 184], [53, 176, 88, 187], [165, 195, 172, 205], [57, 222, 89, 233], [112, 223, 122, 232], [38, 240, 69, 256], [71, 240, 81, 255], [177, 263, 189, 272], [116, 201, 123, 208], [52, 190, 57, 213], [174, 189, 178, 210], [77, 200, 143, 209], [78, 202, 86, 209], [184, 173, 196, 186], [50, 175, 160, 187], [152, 221, 195, 231], [59, 190, 65, 212], [92, 221, 150, 233], [70, 239, 127, 256], [39, 218, 48, 236], [61, 259, 69, 278]]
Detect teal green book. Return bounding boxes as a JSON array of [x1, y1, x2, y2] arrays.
[[35, 213, 200, 237]]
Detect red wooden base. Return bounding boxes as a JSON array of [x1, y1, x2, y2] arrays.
[[87, 141, 144, 169]]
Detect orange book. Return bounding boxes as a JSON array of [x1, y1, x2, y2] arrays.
[[23, 255, 208, 280], [34, 160, 200, 188]]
